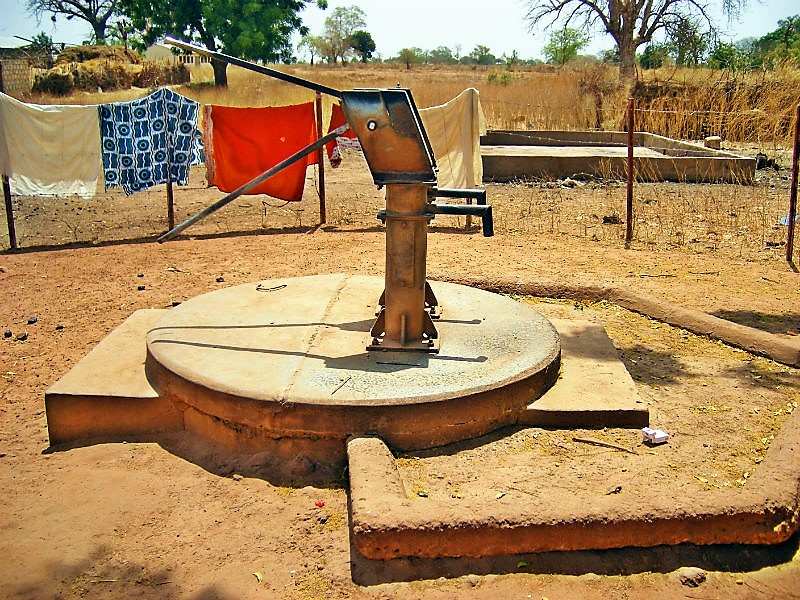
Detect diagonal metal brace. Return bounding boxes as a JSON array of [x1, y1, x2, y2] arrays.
[[157, 124, 350, 243]]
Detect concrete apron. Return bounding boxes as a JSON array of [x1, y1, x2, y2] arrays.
[[47, 274, 651, 470]]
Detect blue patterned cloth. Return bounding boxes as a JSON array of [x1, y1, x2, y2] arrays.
[[99, 88, 203, 195]]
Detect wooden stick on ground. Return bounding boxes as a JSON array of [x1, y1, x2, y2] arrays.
[[572, 436, 638, 455]]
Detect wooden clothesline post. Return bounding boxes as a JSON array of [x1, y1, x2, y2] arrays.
[[787, 103, 799, 265], [166, 179, 175, 231], [1, 68, 18, 250], [2, 174, 16, 250], [315, 92, 327, 225], [625, 97, 635, 247], [163, 93, 176, 231]]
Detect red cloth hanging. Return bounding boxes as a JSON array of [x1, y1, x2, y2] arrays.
[[204, 102, 317, 201]]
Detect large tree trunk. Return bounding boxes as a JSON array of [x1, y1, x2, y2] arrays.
[[211, 58, 228, 87], [618, 36, 637, 90], [92, 21, 106, 44]]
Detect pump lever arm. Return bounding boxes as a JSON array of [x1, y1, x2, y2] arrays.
[[428, 203, 494, 237], [163, 37, 344, 99]]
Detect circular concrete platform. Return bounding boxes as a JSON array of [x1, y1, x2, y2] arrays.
[[145, 274, 560, 461]]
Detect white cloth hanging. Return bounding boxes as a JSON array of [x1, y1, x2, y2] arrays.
[[419, 88, 486, 189], [0, 92, 102, 198]]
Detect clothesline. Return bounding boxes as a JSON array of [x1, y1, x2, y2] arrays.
[[2, 87, 487, 248]]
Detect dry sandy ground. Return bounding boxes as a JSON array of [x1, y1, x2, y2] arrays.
[[2, 151, 800, 599]]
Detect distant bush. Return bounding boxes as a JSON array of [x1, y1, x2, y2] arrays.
[[487, 71, 513, 85], [31, 60, 189, 95], [56, 45, 141, 65], [133, 62, 190, 87]]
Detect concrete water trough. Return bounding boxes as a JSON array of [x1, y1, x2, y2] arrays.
[[481, 130, 756, 184]]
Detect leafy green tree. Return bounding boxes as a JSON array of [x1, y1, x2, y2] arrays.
[[349, 29, 375, 62], [120, 0, 327, 86], [27, 0, 119, 43], [706, 41, 747, 69], [598, 47, 620, 64], [107, 17, 139, 50], [428, 45, 456, 64], [638, 42, 670, 68], [756, 15, 800, 64], [525, 0, 750, 82], [502, 50, 520, 68], [298, 34, 322, 64], [543, 27, 590, 65], [469, 44, 496, 65], [398, 47, 417, 69], [318, 5, 366, 63]]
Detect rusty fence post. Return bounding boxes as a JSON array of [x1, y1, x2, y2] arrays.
[[625, 97, 635, 246], [315, 92, 327, 225], [787, 103, 799, 265], [2, 174, 16, 250]]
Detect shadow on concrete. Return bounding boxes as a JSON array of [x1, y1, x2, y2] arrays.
[[349, 530, 800, 585], [44, 433, 348, 489], [712, 310, 800, 336]]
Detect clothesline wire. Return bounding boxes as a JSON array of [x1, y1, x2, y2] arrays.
[[632, 107, 790, 118]]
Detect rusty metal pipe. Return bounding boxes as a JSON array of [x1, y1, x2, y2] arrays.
[[372, 184, 436, 351]]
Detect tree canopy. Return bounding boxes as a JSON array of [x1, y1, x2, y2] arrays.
[[317, 5, 367, 63], [119, 0, 327, 85], [543, 27, 590, 65], [349, 30, 375, 63], [637, 13, 800, 70]]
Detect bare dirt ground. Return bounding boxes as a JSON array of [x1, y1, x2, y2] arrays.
[[2, 149, 800, 599]]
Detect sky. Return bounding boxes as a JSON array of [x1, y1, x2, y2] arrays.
[[1, 0, 798, 60]]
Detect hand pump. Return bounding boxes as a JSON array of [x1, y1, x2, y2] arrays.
[[157, 38, 493, 352]]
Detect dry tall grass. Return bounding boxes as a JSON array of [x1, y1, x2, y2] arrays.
[[186, 61, 799, 145], [36, 60, 799, 144], [635, 63, 800, 144]]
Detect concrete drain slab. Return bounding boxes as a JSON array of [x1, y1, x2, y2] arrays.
[[348, 415, 800, 560], [523, 318, 648, 427], [45, 309, 180, 445], [45, 275, 646, 463]]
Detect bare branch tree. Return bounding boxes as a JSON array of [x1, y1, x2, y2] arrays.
[[27, 0, 120, 43], [525, 0, 747, 82]]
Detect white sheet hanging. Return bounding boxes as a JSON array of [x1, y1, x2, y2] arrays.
[[419, 88, 486, 189], [0, 92, 101, 199]]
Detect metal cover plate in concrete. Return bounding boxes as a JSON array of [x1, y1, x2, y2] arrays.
[[146, 274, 559, 406]]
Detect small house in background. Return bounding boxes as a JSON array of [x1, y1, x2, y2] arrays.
[[144, 43, 210, 65]]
